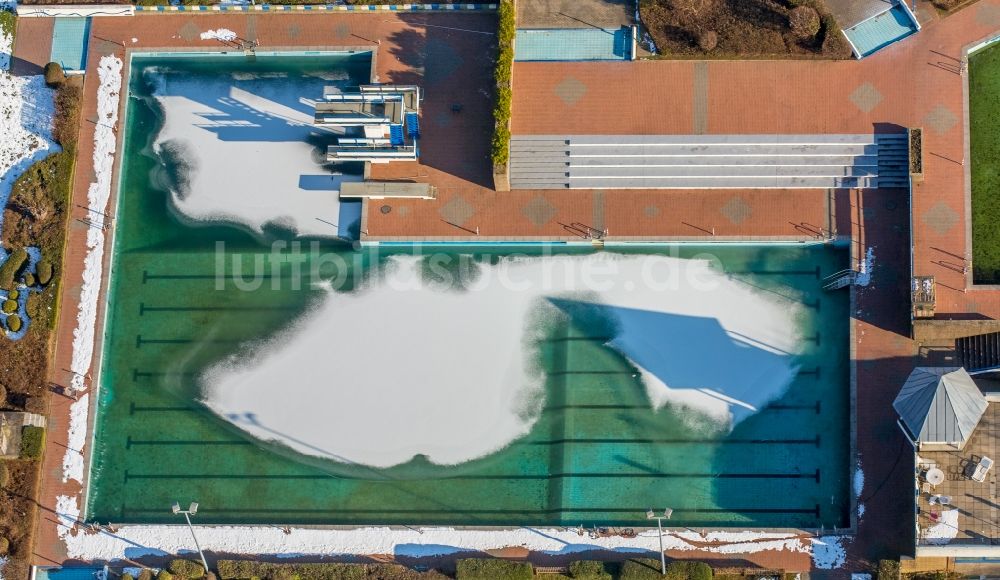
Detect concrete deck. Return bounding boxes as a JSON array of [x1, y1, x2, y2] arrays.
[[917, 402, 1000, 547]]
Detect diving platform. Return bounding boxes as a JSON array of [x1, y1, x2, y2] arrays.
[[340, 181, 437, 200], [316, 84, 423, 164]]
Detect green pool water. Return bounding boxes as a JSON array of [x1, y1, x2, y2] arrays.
[[85, 54, 851, 528]]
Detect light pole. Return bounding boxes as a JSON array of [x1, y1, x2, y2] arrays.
[[646, 508, 673, 576], [172, 501, 209, 574]]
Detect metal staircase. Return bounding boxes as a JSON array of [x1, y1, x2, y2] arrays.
[[823, 269, 858, 291], [956, 332, 1000, 373]]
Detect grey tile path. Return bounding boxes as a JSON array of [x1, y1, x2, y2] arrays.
[[693, 62, 709, 135]]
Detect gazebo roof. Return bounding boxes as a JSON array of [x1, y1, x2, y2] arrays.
[[893, 367, 988, 447]]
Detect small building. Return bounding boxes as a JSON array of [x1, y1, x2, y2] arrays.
[[893, 367, 987, 451], [893, 367, 1000, 557]]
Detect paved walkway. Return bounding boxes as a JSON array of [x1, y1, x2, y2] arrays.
[[12, 0, 1000, 572]]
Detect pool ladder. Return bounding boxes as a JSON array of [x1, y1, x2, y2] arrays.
[[823, 269, 857, 291]]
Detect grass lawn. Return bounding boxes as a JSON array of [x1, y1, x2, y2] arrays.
[[970, 43, 1000, 283]]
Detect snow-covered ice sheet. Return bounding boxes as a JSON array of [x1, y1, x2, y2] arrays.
[[204, 253, 803, 468], [148, 63, 360, 238]]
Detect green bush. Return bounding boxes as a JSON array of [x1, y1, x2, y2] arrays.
[[138, 570, 154, 580], [156, 571, 173, 580], [0, 462, 8, 487], [19, 425, 44, 459], [121, 575, 135, 580], [37, 260, 53, 286], [0, 249, 27, 289], [2, 300, 16, 314], [666, 561, 713, 580], [0, 536, 8, 556], [0, 10, 15, 42], [456, 559, 532, 580], [620, 559, 667, 580], [569, 560, 613, 579], [490, 0, 515, 171], [875, 560, 900, 580], [8, 289, 17, 300], [43, 62, 65, 88], [168, 559, 205, 579], [7, 314, 21, 333], [23, 273, 35, 287]]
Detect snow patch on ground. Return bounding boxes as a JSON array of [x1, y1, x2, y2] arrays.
[[855, 248, 875, 287], [810, 535, 848, 569], [69, 55, 122, 394], [204, 253, 803, 468], [55, 494, 81, 540], [59, 524, 847, 565], [0, 21, 58, 236], [200, 28, 237, 41], [853, 461, 864, 497], [62, 394, 91, 483], [923, 509, 959, 545], [857, 502, 865, 518]]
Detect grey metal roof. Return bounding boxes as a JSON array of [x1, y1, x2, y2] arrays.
[[893, 367, 988, 446]]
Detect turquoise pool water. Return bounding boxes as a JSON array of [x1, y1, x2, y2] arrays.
[[85, 53, 852, 528]]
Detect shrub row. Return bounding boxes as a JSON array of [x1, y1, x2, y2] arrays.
[[490, 0, 515, 171], [0, 248, 27, 289], [168, 559, 206, 578], [617, 559, 713, 580], [456, 559, 532, 580], [19, 425, 45, 459], [217, 560, 446, 580]]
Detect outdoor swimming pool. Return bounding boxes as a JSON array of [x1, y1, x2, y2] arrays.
[[85, 53, 851, 529]]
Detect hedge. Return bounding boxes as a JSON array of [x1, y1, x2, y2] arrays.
[[455, 559, 532, 580], [7, 314, 21, 333], [620, 559, 668, 580], [0, 248, 27, 289], [2, 300, 16, 314], [666, 561, 713, 580], [569, 560, 613, 580], [37, 260, 53, 285], [168, 559, 205, 579], [490, 0, 515, 170], [19, 425, 44, 459], [216, 560, 445, 580]]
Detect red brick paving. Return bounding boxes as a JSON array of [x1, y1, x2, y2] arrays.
[[14, 0, 1000, 572]]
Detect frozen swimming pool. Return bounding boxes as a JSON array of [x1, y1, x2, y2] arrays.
[[86, 54, 851, 528]]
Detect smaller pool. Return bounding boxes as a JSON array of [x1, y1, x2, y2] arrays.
[[844, 4, 919, 58], [514, 28, 634, 61], [50, 17, 90, 72]]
